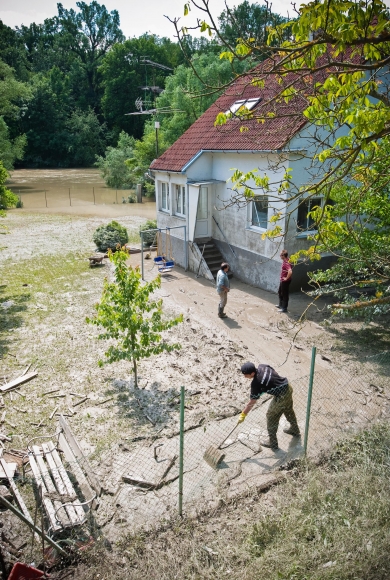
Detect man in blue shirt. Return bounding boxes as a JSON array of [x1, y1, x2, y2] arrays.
[[216, 262, 230, 318]]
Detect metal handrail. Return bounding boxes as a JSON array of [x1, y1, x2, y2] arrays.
[[212, 216, 236, 256], [196, 243, 206, 278]]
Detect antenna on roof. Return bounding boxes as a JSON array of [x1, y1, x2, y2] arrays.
[[125, 57, 183, 156]]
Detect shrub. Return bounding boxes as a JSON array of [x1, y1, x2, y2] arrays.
[[139, 219, 157, 247], [93, 220, 129, 252]]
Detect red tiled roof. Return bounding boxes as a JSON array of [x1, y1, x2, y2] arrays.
[[150, 62, 310, 172]]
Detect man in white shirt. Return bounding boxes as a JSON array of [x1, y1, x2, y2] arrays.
[[216, 262, 230, 318]]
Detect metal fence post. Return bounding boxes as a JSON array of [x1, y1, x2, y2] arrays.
[[141, 231, 144, 280], [179, 385, 185, 517], [303, 346, 316, 455]]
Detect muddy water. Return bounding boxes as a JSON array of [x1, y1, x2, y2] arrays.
[[7, 168, 156, 219]]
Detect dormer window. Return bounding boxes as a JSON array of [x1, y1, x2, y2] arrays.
[[225, 97, 260, 116]]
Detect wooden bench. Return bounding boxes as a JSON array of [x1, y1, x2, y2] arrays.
[[26, 415, 102, 533]]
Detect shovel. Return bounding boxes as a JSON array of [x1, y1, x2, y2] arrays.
[[203, 422, 242, 469]]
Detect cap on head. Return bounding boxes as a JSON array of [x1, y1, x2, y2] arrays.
[[241, 362, 256, 375]]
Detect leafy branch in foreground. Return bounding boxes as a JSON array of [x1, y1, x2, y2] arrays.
[[87, 249, 183, 388], [174, 0, 390, 317]]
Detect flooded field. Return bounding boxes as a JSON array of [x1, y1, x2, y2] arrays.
[[7, 168, 156, 219]]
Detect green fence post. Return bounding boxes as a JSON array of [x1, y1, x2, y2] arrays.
[[303, 346, 316, 456], [179, 385, 185, 517]]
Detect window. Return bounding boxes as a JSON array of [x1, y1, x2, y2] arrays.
[[161, 182, 170, 211], [225, 97, 260, 116], [175, 185, 186, 215], [296, 197, 322, 233], [251, 196, 268, 229]]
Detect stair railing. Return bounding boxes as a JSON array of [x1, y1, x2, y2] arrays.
[[196, 243, 206, 278], [212, 216, 236, 256]]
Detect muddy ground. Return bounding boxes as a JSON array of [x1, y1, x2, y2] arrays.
[[1, 210, 389, 569]]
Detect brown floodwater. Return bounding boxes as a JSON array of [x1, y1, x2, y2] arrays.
[[7, 168, 157, 219]]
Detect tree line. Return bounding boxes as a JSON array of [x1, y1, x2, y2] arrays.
[[0, 0, 286, 178]]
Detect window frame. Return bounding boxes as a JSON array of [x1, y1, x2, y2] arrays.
[[175, 184, 186, 216], [249, 195, 269, 231], [225, 97, 261, 116], [160, 181, 170, 212], [296, 197, 323, 236]]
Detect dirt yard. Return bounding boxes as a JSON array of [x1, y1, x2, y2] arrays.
[[1, 210, 389, 565]]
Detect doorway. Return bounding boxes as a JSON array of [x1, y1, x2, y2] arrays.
[[195, 186, 209, 238]]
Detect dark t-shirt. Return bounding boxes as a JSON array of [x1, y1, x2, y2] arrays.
[[250, 365, 288, 399]]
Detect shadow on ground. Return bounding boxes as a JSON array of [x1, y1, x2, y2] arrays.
[[0, 285, 30, 357]]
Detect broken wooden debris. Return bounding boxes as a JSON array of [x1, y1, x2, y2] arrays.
[[122, 453, 178, 490], [0, 412, 5, 423], [0, 461, 17, 479], [95, 397, 114, 405], [5, 420, 16, 429], [22, 363, 31, 376], [49, 394, 66, 399], [0, 371, 37, 393], [0, 456, 34, 527], [49, 407, 58, 420], [70, 392, 85, 398], [72, 396, 88, 407], [0, 434, 11, 442], [12, 406, 27, 414], [43, 388, 60, 396]]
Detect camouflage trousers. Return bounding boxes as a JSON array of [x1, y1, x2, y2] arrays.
[[266, 384, 299, 444]]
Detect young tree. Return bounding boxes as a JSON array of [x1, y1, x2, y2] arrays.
[[87, 249, 183, 388]]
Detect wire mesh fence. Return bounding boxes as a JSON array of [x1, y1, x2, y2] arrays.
[[8, 187, 138, 208], [84, 349, 390, 538]]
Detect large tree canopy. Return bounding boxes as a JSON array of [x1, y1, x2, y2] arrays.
[[173, 0, 390, 317]]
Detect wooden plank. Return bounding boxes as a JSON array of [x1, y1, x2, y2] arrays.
[[0, 371, 37, 393], [32, 445, 70, 528], [0, 457, 34, 528], [0, 462, 17, 478], [28, 452, 61, 532], [41, 442, 79, 525], [46, 441, 85, 524], [58, 433, 97, 509], [58, 415, 102, 495]]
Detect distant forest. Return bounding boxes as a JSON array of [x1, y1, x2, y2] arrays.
[[0, 1, 286, 185]]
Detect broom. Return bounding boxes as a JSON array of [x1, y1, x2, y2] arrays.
[[203, 422, 242, 469]]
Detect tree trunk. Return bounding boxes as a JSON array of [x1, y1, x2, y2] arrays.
[[133, 357, 138, 388]]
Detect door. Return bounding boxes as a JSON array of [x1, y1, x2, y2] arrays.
[[195, 186, 209, 237]]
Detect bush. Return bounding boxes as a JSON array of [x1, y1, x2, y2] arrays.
[[139, 219, 157, 247], [93, 220, 129, 252]]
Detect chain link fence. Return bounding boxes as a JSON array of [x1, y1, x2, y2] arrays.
[[9, 187, 138, 208], [87, 349, 390, 538], [13, 349, 390, 543]]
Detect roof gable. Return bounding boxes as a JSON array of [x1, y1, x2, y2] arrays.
[[150, 62, 310, 173]]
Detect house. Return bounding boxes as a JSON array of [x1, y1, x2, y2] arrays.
[[149, 63, 338, 292]]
